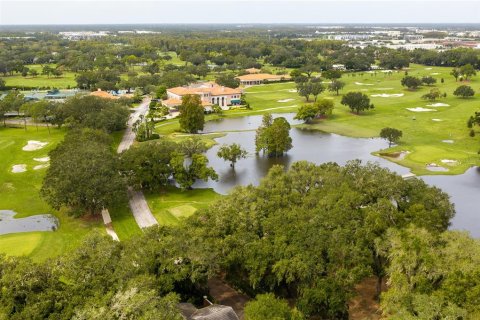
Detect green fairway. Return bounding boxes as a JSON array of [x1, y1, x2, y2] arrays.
[[242, 64, 480, 175], [145, 186, 220, 226], [3, 64, 77, 89], [0, 126, 102, 261]]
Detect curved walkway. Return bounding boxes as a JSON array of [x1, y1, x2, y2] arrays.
[[102, 97, 158, 240]]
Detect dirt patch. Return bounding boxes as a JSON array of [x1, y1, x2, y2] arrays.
[[379, 151, 409, 160], [208, 277, 250, 319], [349, 277, 384, 320]]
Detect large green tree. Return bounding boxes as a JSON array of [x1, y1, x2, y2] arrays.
[[453, 85, 475, 98], [380, 127, 403, 147], [255, 114, 292, 157], [170, 152, 218, 190], [217, 143, 248, 169], [341, 92, 374, 114], [178, 94, 205, 133], [41, 129, 127, 216]]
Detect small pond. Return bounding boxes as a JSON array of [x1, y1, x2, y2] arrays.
[[0, 210, 59, 235], [195, 113, 480, 236]]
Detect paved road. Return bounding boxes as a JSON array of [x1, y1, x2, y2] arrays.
[[103, 97, 158, 239], [117, 98, 158, 229], [117, 98, 150, 153]]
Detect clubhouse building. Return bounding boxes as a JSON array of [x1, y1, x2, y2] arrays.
[[163, 82, 242, 110], [235, 73, 291, 86]]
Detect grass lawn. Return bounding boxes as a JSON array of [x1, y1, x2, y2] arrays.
[[242, 64, 480, 175], [3, 64, 78, 89], [0, 126, 102, 261], [145, 186, 220, 226]]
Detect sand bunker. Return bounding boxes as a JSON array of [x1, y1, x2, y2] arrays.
[[288, 89, 297, 93], [441, 159, 458, 164], [381, 70, 393, 73], [425, 67, 433, 70], [33, 156, 50, 162], [431, 72, 440, 75], [376, 88, 394, 90], [431, 119, 443, 122], [23, 140, 48, 151], [277, 99, 294, 103], [442, 140, 454, 144], [11, 164, 27, 173], [426, 163, 449, 172], [355, 82, 374, 86], [427, 103, 450, 107], [33, 164, 49, 170], [407, 107, 436, 112], [371, 93, 404, 98]]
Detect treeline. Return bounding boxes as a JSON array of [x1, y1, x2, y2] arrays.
[[3, 161, 480, 319]]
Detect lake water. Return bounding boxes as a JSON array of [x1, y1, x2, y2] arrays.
[[0, 210, 59, 235], [196, 114, 480, 236]]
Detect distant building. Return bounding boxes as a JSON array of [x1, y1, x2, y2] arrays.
[[178, 303, 239, 320], [164, 81, 242, 110], [235, 73, 291, 86], [244, 67, 261, 74], [90, 89, 119, 99]]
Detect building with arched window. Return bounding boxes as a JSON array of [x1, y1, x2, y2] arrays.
[[163, 82, 242, 111]]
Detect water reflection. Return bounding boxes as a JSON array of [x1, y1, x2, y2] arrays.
[[0, 210, 59, 235]]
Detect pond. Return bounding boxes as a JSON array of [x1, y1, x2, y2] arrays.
[[0, 210, 59, 235], [195, 114, 480, 237]]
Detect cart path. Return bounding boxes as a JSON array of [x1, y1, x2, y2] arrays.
[[103, 97, 157, 240]]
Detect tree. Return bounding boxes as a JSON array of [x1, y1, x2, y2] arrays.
[[133, 114, 156, 141], [215, 73, 240, 88], [421, 76, 437, 86], [401, 76, 422, 90], [217, 143, 247, 169], [0, 90, 24, 126], [450, 68, 460, 81], [421, 88, 442, 101], [453, 85, 475, 98], [467, 111, 480, 129], [178, 94, 205, 133], [294, 104, 319, 123], [0, 78, 5, 90], [120, 139, 177, 190], [295, 99, 335, 123], [170, 152, 218, 190], [245, 293, 304, 320], [255, 114, 292, 157], [190, 161, 454, 318], [296, 80, 324, 102], [322, 69, 343, 80], [179, 136, 208, 157], [460, 63, 476, 80], [341, 92, 374, 114], [380, 127, 403, 147], [41, 129, 127, 216], [328, 79, 345, 96]]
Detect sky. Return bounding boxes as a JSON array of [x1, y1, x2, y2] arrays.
[[1, 0, 480, 25]]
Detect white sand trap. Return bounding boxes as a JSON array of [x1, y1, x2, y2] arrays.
[[381, 70, 393, 73], [441, 159, 458, 164], [407, 107, 436, 112], [288, 89, 297, 93], [431, 119, 443, 122], [427, 103, 450, 107], [33, 156, 50, 162], [23, 140, 48, 151], [431, 72, 440, 75], [11, 164, 27, 173], [355, 82, 374, 86], [33, 164, 49, 170], [442, 140, 454, 144], [277, 99, 294, 103], [376, 88, 394, 90], [321, 81, 332, 84], [371, 93, 404, 98], [425, 67, 433, 70]]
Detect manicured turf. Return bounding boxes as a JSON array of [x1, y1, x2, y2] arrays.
[[145, 186, 220, 226], [0, 126, 102, 261], [243, 64, 480, 175], [3, 64, 77, 89]]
